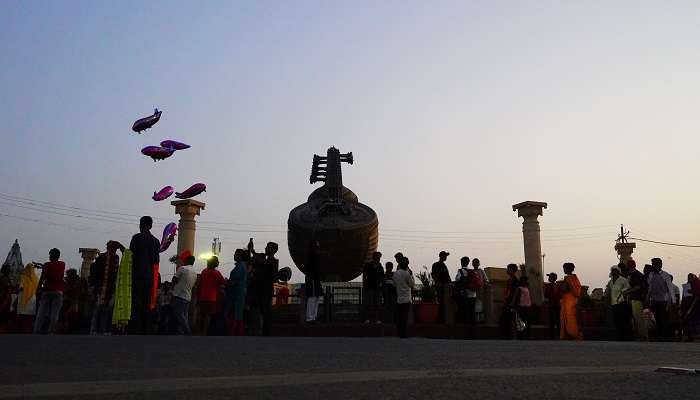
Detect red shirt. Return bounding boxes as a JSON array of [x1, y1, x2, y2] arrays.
[[42, 261, 66, 292], [198, 269, 224, 302]]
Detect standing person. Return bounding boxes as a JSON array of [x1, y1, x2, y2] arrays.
[[544, 273, 561, 339], [453, 257, 470, 324], [646, 258, 675, 340], [680, 273, 700, 341], [90, 241, 123, 335], [249, 240, 279, 336], [197, 256, 225, 335], [129, 216, 160, 334], [61, 269, 81, 333], [560, 262, 583, 340], [15, 263, 38, 333], [382, 262, 396, 323], [606, 265, 632, 341], [34, 248, 65, 334], [624, 260, 648, 340], [499, 263, 520, 339], [431, 251, 452, 323], [392, 256, 415, 338], [226, 249, 249, 335], [362, 252, 384, 324], [0, 265, 14, 333], [514, 276, 532, 340], [304, 242, 324, 323], [171, 252, 196, 335], [472, 258, 490, 323]]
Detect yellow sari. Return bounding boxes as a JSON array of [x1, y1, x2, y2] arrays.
[[560, 274, 583, 340]]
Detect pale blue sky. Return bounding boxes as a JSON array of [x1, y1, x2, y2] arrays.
[[2, 1, 699, 287]]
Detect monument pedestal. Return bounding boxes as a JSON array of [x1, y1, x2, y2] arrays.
[[171, 199, 206, 258], [79, 248, 100, 279]]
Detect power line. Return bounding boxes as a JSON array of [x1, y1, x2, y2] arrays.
[[628, 237, 700, 248]]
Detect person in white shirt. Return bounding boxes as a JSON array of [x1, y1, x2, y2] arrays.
[[606, 265, 631, 340], [392, 255, 415, 338], [646, 258, 675, 340], [171, 252, 197, 335]]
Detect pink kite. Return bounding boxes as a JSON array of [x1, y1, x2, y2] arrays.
[[160, 140, 191, 150], [159, 222, 177, 253], [132, 108, 162, 134], [175, 183, 206, 199], [141, 146, 175, 161], [152, 186, 174, 201]]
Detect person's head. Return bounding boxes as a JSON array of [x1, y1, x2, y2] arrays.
[[519, 275, 529, 287], [689, 273, 697, 283], [234, 248, 246, 262], [207, 256, 219, 269], [651, 258, 663, 272], [139, 216, 153, 232], [372, 251, 382, 263], [610, 265, 621, 279], [547, 272, 557, 283], [563, 262, 575, 275], [385, 262, 394, 272], [438, 251, 449, 262], [506, 263, 518, 276], [626, 259, 637, 271], [49, 248, 60, 261], [460, 256, 470, 268], [472, 258, 480, 269], [394, 252, 404, 264], [265, 242, 279, 257], [66, 268, 79, 281]]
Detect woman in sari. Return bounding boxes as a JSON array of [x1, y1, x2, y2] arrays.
[[16, 263, 39, 333], [560, 262, 583, 340]]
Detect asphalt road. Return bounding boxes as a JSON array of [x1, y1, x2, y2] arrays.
[[1, 335, 698, 399]]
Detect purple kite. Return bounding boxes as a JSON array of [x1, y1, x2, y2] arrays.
[[132, 108, 162, 133], [152, 186, 174, 201], [160, 140, 191, 150], [159, 222, 177, 253], [141, 146, 175, 161], [175, 183, 206, 199]]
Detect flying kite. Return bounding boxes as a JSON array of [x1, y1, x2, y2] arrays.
[[175, 183, 206, 199], [132, 108, 162, 133], [141, 146, 175, 161], [152, 186, 174, 201], [159, 223, 177, 253], [160, 140, 190, 150]]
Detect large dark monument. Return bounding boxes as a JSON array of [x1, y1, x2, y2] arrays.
[[287, 147, 379, 281]]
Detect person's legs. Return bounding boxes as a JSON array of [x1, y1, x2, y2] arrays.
[[397, 303, 409, 338], [306, 296, 319, 322], [47, 292, 63, 334], [500, 308, 514, 339], [650, 301, 668, 340], [465, 297, 476, 338], [171, 297, 188, 335], [33, 296, 49, 334], [548, 305, 560, 339], [436, 286, 445, 323], [612, 304, 625, 340]]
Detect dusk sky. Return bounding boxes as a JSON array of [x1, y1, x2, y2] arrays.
[[1, 1, 699, 288]]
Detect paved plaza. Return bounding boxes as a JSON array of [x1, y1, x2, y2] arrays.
[[0, 336, 698, 399]]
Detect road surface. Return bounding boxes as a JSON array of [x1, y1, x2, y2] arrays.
[[0, 335, 698, 399]]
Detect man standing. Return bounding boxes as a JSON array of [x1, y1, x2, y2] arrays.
[[623, 260, 648, 340], [249, 239, 279, 336], [363, 252, 384, 324], [646, 258, 675, 340], [171, 252, 196, 335], [392, 256, 415, 338], [34, 248, 65, 334], [606, 265, 632, 340], [500, 263, 520, 339], [431, 251, 452, 323], [129, 216, 160, 334], [383, 262, 396, 323], [544, 272, 561, 339]]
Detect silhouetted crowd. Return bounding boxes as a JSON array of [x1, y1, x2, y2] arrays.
[[1, 218, 699, 341]]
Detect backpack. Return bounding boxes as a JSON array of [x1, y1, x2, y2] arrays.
[[454, 268, 469, 298], [465, 269, 483, 292]]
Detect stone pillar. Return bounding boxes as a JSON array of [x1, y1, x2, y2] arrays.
[[171, 199, 206, 258], [78, 248, 100, 279], [614, 242, 636, 265], [512, 201, 548, 305]]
